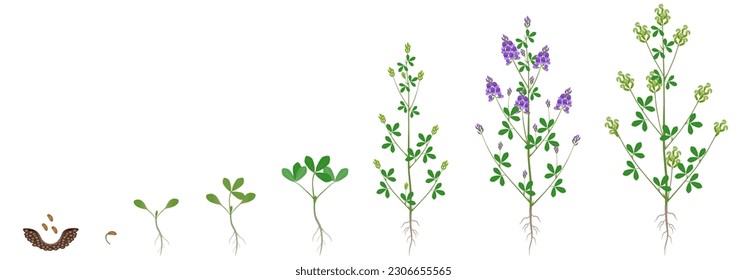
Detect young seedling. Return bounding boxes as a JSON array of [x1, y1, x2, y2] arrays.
[[605, 4, 728, 254], [374, 42, 449, 255], [476, 16, 580, 255], [282, 156, 348, 255], [133, 198, 179, 255], [205, 177, 256, 255]]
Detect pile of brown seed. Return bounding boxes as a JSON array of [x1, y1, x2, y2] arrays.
[[23, 213, 78, 251]]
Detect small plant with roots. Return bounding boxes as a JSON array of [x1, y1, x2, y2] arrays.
[[374, 42, 449, 255], [605, 4, 728, 255], [282, 155, 349, 255], [133, 198, 179, 255], [206, 177, 256, 255], [476, 16, 580, 255]]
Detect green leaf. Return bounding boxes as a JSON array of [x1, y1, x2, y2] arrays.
[[304, 156, 315, 171], [316, 156, 330, 171], [556, 187, 566, 193], [295, 167, 308, 181], [232, 191, 245, 200], [633, 170, 640, 180], [242, 193, 256, 203], [555, 179, 563, 186], [223, 178, 232, 191], [206, 194, 221, 205], [335, 168, 349, 181], [623, 169, 634, 176], [133, 199, 147, 210], [634, 142, 642, 152], [165, 198, 179, 209], [691, 181, 702, 189], [376, 188, 386, 194], [316, 170, 334, 182], [233, 178, 245, 191], [502, 152, 509, 162], [282, 168, 295, 182], [551, 188, 556, 197]]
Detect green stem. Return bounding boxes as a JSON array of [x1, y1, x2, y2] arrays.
[[495, 101, 527, 143], [628, 88, 662, 134], [660, 29, 668, 197], [413, 177, 440, 211], [312, 198, 327, 255], [666, 103, 697, 149], [530, 109, 562, 156], [379, 170, 408, 208]]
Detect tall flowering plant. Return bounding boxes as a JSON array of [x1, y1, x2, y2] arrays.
[[374, 43, 449, 255], [605, 4, 728, 254], [476, 17, 580, 255]]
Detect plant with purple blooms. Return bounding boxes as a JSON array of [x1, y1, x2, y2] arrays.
[[475, 17, 580, 255], [605, 4, 728, 255], [375, 42, 449, 255]]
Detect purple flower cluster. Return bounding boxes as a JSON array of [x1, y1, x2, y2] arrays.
[[485, 76, 503, 101], [475, 123, 484, 135], [501, 35, 521, 65], [533, 45, 550, 71], [572, 135, 581, 145], [554, 87, 572, 113], [515, 95, 529, 114]]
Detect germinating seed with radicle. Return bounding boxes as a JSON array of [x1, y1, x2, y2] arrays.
[[205, 178, 256, 255], [605, 4, 728, 255], [374, 43, 449, 255], [133, 198, 179, 255], [282, 156, 349, 255], [476, 16, 580, 255]]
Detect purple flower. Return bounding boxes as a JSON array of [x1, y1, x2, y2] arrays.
[[507, 87, 513, 96], [520, 49, 526, 57], [572, 135, 581, 145], [554, 145, 559, 153], [533, 45, 550, 71], [501, 35, 521, 65], [485, 76, 503, 101], [476, 123, 484, 135], [498, 141, 503, 150], [533, 123, 538, 132], [554, 88, 572, 113], [529, 76, 535, 85], [515, 95, 530, 113], [522, 170, 528, 178], [545, 99, 551, 108], [524, 16, 531, 28]]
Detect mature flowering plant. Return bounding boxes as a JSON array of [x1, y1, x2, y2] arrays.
[[375, 43, 449, 255], [477, 17, 580, 255], [605, 4, 728, 255]]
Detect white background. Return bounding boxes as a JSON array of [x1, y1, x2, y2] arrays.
[[0, 0, 743, 279]]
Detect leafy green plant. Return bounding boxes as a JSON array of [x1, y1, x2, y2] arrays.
[[282, 155, 348, 255], [476, 16, 580, 255], [133, 198, 179, 255], [375, 42, 449, 255], [205, 177, 256, 255], [605, 4, 728, 254]]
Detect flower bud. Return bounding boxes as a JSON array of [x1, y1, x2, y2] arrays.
[[388, 67, 395, 77], [545, 99, 551, 107], [401, 71, 406, 79], [431, 125, 439, 135], [378, 114, 386, 123], [616, 71, 635, 92], [373, 159, 381, 169], [673, 25, 690, 46], [647, 70, 662, 93], [507, 87, 513, 96], [694, 83, 712, 103], [522, 170, 528, 178], [572, 135, 580, 146], [441, 160, 449, 171], [405, 42, 411, 53], [498, 141, 503, 150], [605, 117, 620, 137], [418, 70, 424, 80], [633, 22, 651, 43], [666, 146, 681, 168], [404, 182, 409, 190], [655, 4, 670, 26], [524, 16, 531, 28], [475, 123, 484, 135], [714, 120, 728, 136], [554, 145, 559, 153]]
